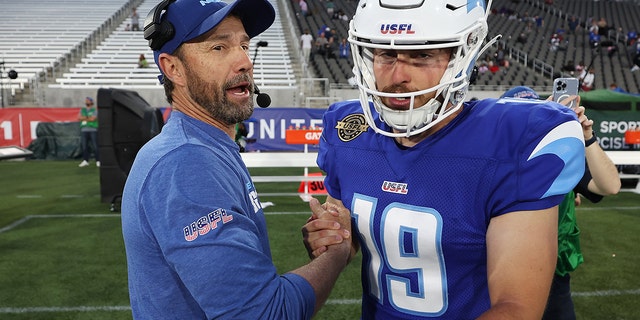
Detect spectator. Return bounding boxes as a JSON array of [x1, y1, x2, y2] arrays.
[[606, 43, 618, 58], [137, 54, 148, 68], [325, 0, 335, 16], [550, 33, 561, 51], [588, 20, 599, 36], [300, 29, 313, 63], [78, 97, 99, 168], [299, 0, 308, 17], [337, 9, 349, 22], [627, 30, 637, 46], [131, 7, 140, 31], [338, 38, 350, 59], [494, 44, 505, 66], [326, 37, 337, 59], [609, 83, 627, 93], [314, 32, 329, 57], [631, 53, 640, 72], [121, 0, 351, 319], [589, 32, 601, 49], [575, 60, 586, 75], [597, 17, 608, 35], [581, 67, 596, 91], [562, 60, 576, 75], [567, 16, 579, 35], [516, 32, 528, 45]]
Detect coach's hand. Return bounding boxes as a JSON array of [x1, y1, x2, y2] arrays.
[[302, 197, 352, 259]]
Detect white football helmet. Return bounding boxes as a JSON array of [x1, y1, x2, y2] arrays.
[[349, 0, 496, 137]]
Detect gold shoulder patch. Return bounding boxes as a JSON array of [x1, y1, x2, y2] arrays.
[[335, 114, 369, 142]]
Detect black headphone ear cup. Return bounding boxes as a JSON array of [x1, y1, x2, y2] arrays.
[[150, 20, 175, 51], [144, 0, 176, 51]]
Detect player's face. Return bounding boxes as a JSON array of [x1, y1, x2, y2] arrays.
[[179, 16, 255, 125], [373, 48, 451, 111]]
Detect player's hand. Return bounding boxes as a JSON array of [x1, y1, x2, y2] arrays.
[[302, 197, 351, 259], [548, 95, 593, 138], [573, 105, 594, 139]]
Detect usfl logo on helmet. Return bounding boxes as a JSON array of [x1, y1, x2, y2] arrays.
[[379, 23, 415, 35]]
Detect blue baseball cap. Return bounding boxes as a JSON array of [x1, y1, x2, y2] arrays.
[[500, 86, 540, 100], [152, 0, 275, 66]]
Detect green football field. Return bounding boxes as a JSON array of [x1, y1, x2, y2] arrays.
[[0, 160, 638, 319]]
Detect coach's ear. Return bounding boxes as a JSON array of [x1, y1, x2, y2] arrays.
[[158, 52, 187, 87]]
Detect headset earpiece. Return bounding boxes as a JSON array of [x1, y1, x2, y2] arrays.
[[143, 0, 176, 51]]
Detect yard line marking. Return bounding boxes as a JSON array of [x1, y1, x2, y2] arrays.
[[0, 306, 131, 314], [0, 214, 119, 234], [572, 288, 640, 297], [326, 299, 361, 305], [0, 216, 32, 234], [15, 195, 42, 198], [2, 289, 640, 314], [579, 206, 640, 211]]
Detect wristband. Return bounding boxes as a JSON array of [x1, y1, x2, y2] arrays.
[[585, 131, 597, 147]]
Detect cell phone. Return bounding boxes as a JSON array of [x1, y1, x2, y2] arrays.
[[552, 77, 579, 109]]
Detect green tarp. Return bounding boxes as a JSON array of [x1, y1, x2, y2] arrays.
[[579, 89, 640, 111], [27, 122, 87, 160]]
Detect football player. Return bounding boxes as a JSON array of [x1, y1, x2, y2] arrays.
[[303, 0, 586, 318]]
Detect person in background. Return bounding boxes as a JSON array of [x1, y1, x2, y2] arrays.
[[338, 37, 350, 59], [130, 7, 140, 31], [609, 82, 626, 93], [299, 0, 308, 17], [501, 86, 621, 320], [78, 97, 99, 167], [302, 0, 585, 318], [631, 52, 640, 72], [137, 53, 148, 68], [121, 0, 351, 319], [300, 28, 313, 64], [581, 67, 596, 91]]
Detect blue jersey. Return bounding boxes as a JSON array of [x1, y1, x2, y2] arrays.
[[317, 98, 584, 319], [122, 112, 315, 319]]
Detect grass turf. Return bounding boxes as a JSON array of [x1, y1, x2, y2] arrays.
[[0, 160, 638, 319]]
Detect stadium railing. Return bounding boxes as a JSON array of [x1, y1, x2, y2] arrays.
[[240, 151, 640, 194]]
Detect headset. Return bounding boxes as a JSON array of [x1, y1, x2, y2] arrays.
[[143, 0, 176, 51]]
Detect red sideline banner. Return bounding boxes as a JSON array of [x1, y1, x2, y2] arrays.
[[298, 172, 327, 194], [0, 108, 80, 148], [285, 128, 322, 145]]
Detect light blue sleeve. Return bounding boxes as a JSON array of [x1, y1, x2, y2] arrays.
[[138, 144, 316, 319]]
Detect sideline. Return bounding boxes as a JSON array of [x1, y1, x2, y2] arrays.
[[2, 289, 640, 314]]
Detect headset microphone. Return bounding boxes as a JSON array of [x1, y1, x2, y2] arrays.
[[254, 85, 271, 108]]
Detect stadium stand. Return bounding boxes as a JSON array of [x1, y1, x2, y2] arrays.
[[51, 0, 297, 90], [0, 0, 134, 105], [1, 0, 639, 107], [476, 0, 640, 93]]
